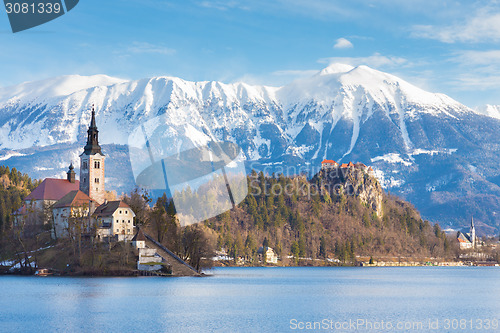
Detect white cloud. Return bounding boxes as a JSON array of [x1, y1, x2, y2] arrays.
[[318, 53, 408, 69], [333, 38, 353, 49], [127, 42, 176, 55], [412, 9, 500, 43], [447, 49, 500, 90], [452, 50, 500, 66]]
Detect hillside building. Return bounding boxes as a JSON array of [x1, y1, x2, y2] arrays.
[[321, 159, 375, 176], [13, 165, 80, 226], [51, 190, 95, 239], [258, 246, 278, 264], [93, 200, 136, 242], [457, 217, 480, 250]]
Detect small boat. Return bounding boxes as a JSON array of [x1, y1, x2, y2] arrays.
[[35, 268, 53, 276]]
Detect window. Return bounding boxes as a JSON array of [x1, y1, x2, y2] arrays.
[[127, 229, 130, 233], [116, 229, 119, 232], [94, 161, 100, 169], [82, 161, 88, 169], [128, 220, 130, 224], [122, 220, 125, 223], [83, 177, 86, 183], [116, 219, 119, 223], [125, 211, 128, 214], [119, 210, 122, 214]]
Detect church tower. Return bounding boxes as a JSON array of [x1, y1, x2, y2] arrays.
[[80, 107, 106, 204], [470, 216, 476, 248]]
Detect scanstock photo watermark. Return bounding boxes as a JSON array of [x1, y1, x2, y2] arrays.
[[3, 0, 79, 32], [289, 318, 500, 331]]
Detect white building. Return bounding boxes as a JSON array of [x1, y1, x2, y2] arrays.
[[258, 246, 278, 264], [51, 190, 95, 238], [457, 217, 480, 250], [132, 228, 146, 249], [93, 200, 136, 241]]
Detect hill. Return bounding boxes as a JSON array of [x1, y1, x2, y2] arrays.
[[199, 169, 457, 265]]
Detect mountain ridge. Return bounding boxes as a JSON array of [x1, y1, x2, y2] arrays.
[[1, 64, 499, 234]]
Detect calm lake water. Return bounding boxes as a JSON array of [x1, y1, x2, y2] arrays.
[[1, 267, 499, 332]]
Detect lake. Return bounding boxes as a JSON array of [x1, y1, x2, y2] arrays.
[[1, 267, 499, 332]]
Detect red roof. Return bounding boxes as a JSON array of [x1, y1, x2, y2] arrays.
[[368, 167, 374, 171], [347, 162, 355, 167], [25, 178, 80, 201], [321, 159, 337, 164], [340, 163, 348, 168], [53, 190, 94, 209]]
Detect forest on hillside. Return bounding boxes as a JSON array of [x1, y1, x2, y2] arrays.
[[0, 165, 459, 273], [0, 166, 40, 235], [132, 169, 459, 266]]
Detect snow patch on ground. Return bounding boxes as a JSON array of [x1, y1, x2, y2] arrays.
[[475, 105, 500, 119], [372, 168, 404, 188], [371, 153, 412, 166], [410, 148, 457, 156], [0, 151, 27, 161]]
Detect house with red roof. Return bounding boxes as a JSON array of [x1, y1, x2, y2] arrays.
[[321, 159, 376, 177], [14, 164, 79, 226], [321, 159, 338, 170]]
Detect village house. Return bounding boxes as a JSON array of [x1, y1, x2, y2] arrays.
[[51, 190, 95, 239], [13, 164, 80, 226], [93, 200, 136, 242], [258, 246, 278, 264]]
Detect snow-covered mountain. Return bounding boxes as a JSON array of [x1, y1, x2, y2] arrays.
[[1, 65, 500, 234], [476, 104, 500, 119]]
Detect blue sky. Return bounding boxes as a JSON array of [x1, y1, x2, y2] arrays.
[[1, 0, 500, 107]]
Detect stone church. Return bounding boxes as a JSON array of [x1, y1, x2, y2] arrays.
[[15, 108, 135, 241]]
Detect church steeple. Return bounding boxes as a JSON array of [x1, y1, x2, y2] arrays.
[[83, 106, 103, 155], [79, 105, 106, 204], [470, 216, 476, 248]]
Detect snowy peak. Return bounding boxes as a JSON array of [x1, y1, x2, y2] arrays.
[[0, 74, 126, 105], [278, 64, 469, 119], [475, 104, 500, 119], [318, 63, 354, 75], [0, 64, 474, 153]]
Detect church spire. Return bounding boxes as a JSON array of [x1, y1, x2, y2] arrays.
[[83, 105, 103, 155], [470, 216, 476, 248]]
